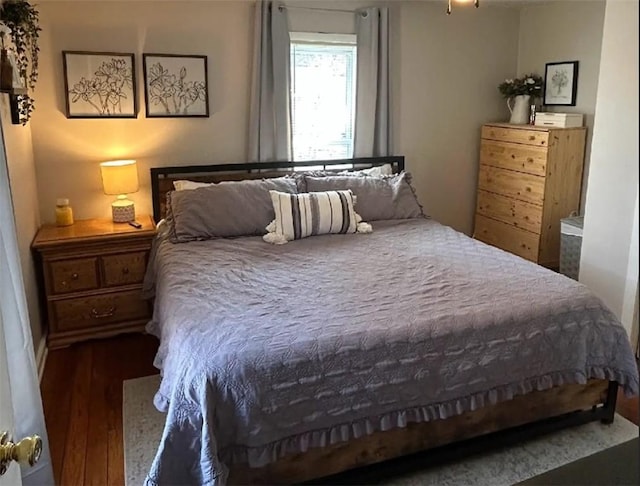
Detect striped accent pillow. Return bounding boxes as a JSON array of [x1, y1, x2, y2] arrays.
[[264, 190, 372, 244]]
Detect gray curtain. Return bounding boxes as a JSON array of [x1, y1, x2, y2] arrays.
[[248, 1, 292, 162], [354, 7, 390, 158]]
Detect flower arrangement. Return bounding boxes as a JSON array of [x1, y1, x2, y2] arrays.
[[498, 74, 543, 99], [0, 0, 41, 124]]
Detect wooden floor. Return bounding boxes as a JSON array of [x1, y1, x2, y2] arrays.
[[41, 333, 639, 486], [41, 333, 159, 486]]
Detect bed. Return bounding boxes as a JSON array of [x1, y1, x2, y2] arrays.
[[143, 156, 639, 486]]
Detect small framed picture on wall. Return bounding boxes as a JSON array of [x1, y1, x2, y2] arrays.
[[543, 61, 579, 106], [63, 51, 137, 118], [143, 54, 209, 118]]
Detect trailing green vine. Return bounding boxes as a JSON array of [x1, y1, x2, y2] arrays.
[[0, 0, 40, 124]]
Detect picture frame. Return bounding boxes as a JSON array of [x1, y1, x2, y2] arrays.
[[543, 61, 579, 106], [63, 51, 137, 118], [143, 54, 209, 118]]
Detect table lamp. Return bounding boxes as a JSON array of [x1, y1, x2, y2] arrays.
[[100, 159, 139, 223]]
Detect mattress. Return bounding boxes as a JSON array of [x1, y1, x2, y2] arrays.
[[143, 218, 639, 486]]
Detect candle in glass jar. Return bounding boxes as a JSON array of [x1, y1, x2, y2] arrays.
[[55, 198, 74, 226]]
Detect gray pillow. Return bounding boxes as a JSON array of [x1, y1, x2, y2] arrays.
[[304, 172, 424, 221], [167, 177, 298, 242], [294, 164, 393, 192]]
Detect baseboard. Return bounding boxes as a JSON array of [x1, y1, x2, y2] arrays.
[[35, 335, 48, 383]]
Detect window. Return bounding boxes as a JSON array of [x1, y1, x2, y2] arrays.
[[290, 33, 357, 162]]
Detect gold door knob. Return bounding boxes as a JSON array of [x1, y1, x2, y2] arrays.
[[0, 431, 42, 476]]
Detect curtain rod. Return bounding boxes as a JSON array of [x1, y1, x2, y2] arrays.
[[279, 5, 368, 16]]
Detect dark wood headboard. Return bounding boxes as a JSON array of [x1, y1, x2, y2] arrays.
[[150, 156, 405, 222]]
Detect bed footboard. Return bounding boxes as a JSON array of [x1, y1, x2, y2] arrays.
[[229, 380, 617, 485]]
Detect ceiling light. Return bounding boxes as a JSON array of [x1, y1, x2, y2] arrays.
[[447, 0, 480, 15]]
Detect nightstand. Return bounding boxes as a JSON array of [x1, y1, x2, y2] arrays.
[[32, 215, 156, 349]]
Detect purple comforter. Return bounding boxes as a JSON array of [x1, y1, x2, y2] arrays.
[[143, 218, 639, 485]]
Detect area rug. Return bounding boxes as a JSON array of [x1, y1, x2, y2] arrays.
[[123, 375, 638, 485]]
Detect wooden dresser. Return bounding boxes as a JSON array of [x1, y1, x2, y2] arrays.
[[32, 216, 156, 349], [474, 123, 586, 268]]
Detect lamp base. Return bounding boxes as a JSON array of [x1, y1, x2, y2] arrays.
[[111, 196, 135, 223]]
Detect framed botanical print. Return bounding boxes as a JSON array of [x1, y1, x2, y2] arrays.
[[543, 61, 579, 106], [63, 51, 137, 118], [143, 54, 209, 118]]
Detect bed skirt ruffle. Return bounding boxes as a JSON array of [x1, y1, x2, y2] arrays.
[[219, 367, 639, 469]]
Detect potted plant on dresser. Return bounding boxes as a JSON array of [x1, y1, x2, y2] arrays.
[[498, 74, 543, 125], [0, 0, 40, 124]]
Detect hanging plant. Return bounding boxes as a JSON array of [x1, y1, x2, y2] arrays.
[[0, 0, 41, 124]]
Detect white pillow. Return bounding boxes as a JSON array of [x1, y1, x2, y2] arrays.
[[264, 190, 372, 245], [347, 163, 393, 177], [173, 180, 214, 191]]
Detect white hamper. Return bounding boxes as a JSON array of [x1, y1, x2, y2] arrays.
[[560, 216, 584, 280]]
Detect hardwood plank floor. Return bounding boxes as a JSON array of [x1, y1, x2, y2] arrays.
[[40, 334, 638, 485], [41, 333, 158, 486]]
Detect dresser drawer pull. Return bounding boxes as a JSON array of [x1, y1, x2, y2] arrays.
[[528, 135, 535, 141], [122, 267, 130, 275], [61, 272, 79, 287], [90, 306, 116, 319]]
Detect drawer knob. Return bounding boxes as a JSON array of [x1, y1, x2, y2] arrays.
[[122, 267, 130, 275], [71, 273, 79, 280], [90, 306, 116, 319], [527, 158, 533, 163]]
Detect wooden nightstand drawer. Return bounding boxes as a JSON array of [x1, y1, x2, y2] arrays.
[[48, 257, 99, 294], [476, 190, 543, 234], [32, 215, 157, 348], [474, 214, 539, 262], [101, 251, 148, 287], [480, 140, 547, 176], [52, 290, 150, 332], [482, 125, 549, 147], [478, 165, 545, 205]]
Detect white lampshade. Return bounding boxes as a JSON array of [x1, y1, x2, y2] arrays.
[[100, 159, 139, 223], [100, 160, 139, 196]]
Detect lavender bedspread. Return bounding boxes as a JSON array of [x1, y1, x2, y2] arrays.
[[143, 218, 638, 486]]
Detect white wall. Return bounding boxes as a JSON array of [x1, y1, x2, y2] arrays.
[[30, 0, 521, 235], [396, 2, 520, 233], [31, 0, 254, 222], [517, 0, 606, 212], [0, 95, 43, 352], [621, 188, 639, 350], [580, 0, 639, 340]]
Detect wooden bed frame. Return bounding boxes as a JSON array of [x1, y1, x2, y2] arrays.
[[150, 156, 619, 485]]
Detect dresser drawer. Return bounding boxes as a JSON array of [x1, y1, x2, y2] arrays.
[[51, 290, 150, 332], [101, 251, 148, 287], [482, 125, 549, 147], [480, 140, 547, 176], [478, 165, 545, 205], [48, 257, 99, 295], [476, 190, 543, 234], [474, 214, 540, 262]]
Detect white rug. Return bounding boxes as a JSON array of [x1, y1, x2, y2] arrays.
[[123, 375, 638, 485]]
